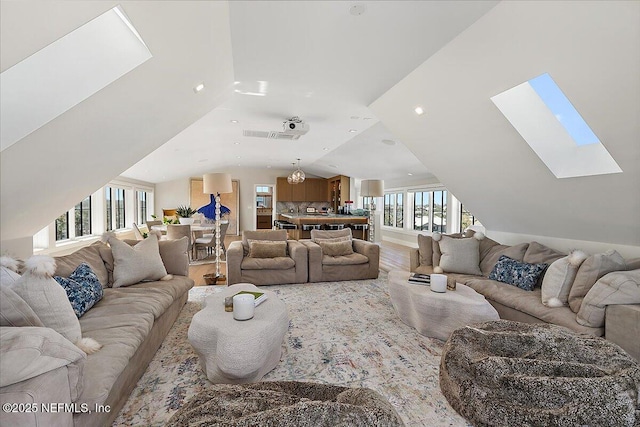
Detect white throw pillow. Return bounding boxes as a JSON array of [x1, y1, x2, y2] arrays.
[[437, 236, 482, 276], [10, 255, 81, 344], [105, 234, 170, 288], [541, 251, 588, 307], [577, 269, 640, 328]]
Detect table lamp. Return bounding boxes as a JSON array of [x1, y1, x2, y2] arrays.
[[203, 173, 232, 280], [360, 179, 384, 242]]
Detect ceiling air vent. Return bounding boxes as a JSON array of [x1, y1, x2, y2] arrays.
[[243, 130, 300, 140]]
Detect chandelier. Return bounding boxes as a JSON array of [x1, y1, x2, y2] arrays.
[[287, 158, 306, 184]]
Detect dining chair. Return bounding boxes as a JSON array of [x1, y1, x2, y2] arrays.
[[167, 224, 193, 261], [146, 220, 165, 235], [132, 223, 144, 240], [194, 222, 229, 260]]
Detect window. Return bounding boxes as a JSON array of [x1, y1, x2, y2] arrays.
[[256, 186, 270, 193], [114, 188, 125, 229], [137, 190, 147, 224], [432, 190, 447, 232], [384, 192, 403, 228], [105, 187, 113, 231], [74, 196, 92, 237], [460, 205, 482, 231], [55, 212, 69, 241], [412, 191, 430, 231]]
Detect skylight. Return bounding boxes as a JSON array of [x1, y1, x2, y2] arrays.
[[491, 73, 622, 179], [0, 6, 152, 151]]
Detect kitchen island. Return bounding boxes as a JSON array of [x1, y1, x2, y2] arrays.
[[278, 213, 369, 240]]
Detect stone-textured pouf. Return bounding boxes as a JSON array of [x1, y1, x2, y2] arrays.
[[439, 320, 640, 427], [165, 381, 405, 427]]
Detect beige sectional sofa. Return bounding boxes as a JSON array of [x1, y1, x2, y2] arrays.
[[0, 239, 194, 427], [410, 232, 640, 360]]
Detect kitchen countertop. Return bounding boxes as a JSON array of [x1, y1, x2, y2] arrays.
[[280, 213, 367, 219]]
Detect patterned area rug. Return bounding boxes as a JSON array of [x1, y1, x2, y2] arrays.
[[112, 273, 470, 427]]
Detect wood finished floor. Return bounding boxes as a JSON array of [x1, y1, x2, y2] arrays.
[[189, 237, 412, 286]]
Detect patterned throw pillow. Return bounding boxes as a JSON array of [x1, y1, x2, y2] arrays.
[[54, 263, 103, 318], [488, 255, 548, 291]]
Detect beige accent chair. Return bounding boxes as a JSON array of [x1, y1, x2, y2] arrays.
[[226, 230, 308, 286], [301, 229, 380, 282]]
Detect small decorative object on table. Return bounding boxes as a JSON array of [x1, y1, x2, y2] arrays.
[[233, 293, 255, 320], [430, 273, 447, 293], [224, 296, 233, 312], [233, 290, 268, 306]]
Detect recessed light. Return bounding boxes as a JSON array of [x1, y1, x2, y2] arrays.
[[323, 147, 329, 151], [349, 129, 357, 133], [407, 173, 413, 176], [230, 120, 239, 124], [236, 156, 241, 159], [414, 106, 425, 115], [193, 82, 205, 93], [382, 139, 396, 146], [234, 142, 240, 145]]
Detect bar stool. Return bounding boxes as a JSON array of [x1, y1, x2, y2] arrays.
[[301, 224, 321, 239], [350, 223, 369, 240], [325, 224, 344, 230]]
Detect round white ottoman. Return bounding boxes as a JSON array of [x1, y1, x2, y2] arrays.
[[388, 270, 499, 340], [188, 283, 289, 384]]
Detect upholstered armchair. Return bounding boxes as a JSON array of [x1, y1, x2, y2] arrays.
[[226, 230, 308, 285], [301, 229, 379, 282]]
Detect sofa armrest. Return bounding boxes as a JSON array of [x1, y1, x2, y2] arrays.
[[605, 304, 640, 361], [300, 240, 323, 282], [287, 240, 308, 284], [353, 240, 380, 274], [226, 241, 244, 285], [410, 248, 420, 272], [0, 326, 86, 389]]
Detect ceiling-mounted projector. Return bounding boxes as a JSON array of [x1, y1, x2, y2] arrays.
[[283, 120, 309, 135]]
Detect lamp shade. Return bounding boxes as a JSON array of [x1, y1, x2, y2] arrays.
[[203, 173, 232, 194], [361, 179, 384, 197]]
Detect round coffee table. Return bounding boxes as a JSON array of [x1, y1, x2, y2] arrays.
[[387, 270, 499, 340], [188, 283, 289, 384]]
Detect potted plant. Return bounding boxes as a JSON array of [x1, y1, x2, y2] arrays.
[[176, 205, 197, 225]]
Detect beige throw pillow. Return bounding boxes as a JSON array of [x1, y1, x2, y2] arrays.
[[249, 241, 288, 258], [569, 250, 626, 312], [541, 251, 588, 307], [107, 234, 169, 288], [417, 234, 433, 267], [437, 236, 482, 275], [54, 241, 110, 288], [480, 243, 529, 277], [318, 240, 354, 257]]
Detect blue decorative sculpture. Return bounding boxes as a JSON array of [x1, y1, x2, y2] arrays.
[[197, 194, 231, 220]]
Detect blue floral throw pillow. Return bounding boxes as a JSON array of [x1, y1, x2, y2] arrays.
[[54, 262, 103, 318], [488, 255, 548, 291]]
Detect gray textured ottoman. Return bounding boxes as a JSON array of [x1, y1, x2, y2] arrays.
[[188, 283, 289, 384], [440, 320, 640, 427], [165, 381, 405, 426]]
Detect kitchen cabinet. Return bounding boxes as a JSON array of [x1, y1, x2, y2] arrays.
[[328, 175, 350, 212], [277, 177, 329, 202], [305, 178, 329, 202], [276, 177, 292, 202]]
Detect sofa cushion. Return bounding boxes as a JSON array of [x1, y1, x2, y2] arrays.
[[488, 255, 548, 291], [249, 240, 288, 258], [523, 242, 565, 265], [311, 228, 352, 241], [318, 240, 354, 257], [11, 256, 81, 345], [463, 278, 603, 336], [569, 250, 626, 313], [107, 235, 168, 288], [432, 233, 464, 267], [0, 285, 43, 327], [54, 263, 104, 318], [577, 269, 640, 328], [438, 236, 482, 276], [480, 243, 529, 277], [54, 241, 110, 288], [541, 251, 589, 307], [1, 264, 21, 286], [322, 253, 369, 266], [242, 230, 288, 255], [241, 257, 295, 271], [417, 234, 433, 267]]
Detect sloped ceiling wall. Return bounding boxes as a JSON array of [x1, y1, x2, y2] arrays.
[[0, 1, 234, 241], [371, 1, 640, 247]]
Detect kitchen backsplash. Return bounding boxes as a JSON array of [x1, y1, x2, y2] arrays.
[[276, 201, 331, 213]]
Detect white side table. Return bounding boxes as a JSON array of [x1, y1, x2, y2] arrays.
[[388, 270, 499, 340], [188, 283, 289, 383]]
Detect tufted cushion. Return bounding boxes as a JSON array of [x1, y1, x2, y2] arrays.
[[249, 241, 288, 258], [488, 255, 548, 291], [54, 263, 103, 318], [437, 236, 482, 276], [318, 240, 354, 257]]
